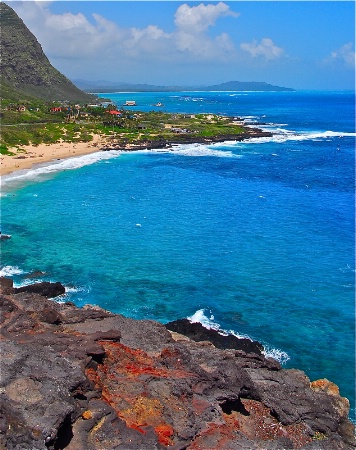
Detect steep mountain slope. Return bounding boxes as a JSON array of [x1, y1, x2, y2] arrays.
[[0, 2, 94, 103]]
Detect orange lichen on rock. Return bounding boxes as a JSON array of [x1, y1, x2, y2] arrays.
[[85, 341, 181, 445], [99, 341, 195, 379], [310, 378, 350, 419], [82, 410, 93, 420], [310, 378, 340, 396], [155, 423, 175, 446], [120, 395, 163, 427]]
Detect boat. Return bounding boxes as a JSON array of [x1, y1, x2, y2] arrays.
[[154, 102, 164, 107], [124, 101, 136, 106]]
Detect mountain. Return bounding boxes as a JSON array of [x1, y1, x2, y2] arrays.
[[73, 79, 295, 93], [0, 2, 95, 103], [73, 79, 192, 93], [202, 81, 295, 92]]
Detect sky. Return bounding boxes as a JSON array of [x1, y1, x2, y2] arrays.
[[6, 1, 356, 90]]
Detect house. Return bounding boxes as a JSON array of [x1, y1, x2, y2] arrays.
[[106, 110, 122, 116]]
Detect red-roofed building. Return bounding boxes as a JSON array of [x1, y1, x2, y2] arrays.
[[106, 110, 122, 115]]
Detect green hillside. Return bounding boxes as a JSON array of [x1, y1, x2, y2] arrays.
[[0, 2, 94, 103]]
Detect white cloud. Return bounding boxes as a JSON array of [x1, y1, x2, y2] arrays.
[[10, 1, 239, 65], [240, 38, 284, 60], [327, 42, 355, 68], [172, 3, 238, 60], [174, 2, 239, 33]]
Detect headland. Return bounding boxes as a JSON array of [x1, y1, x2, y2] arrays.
[[1, 110, 271, 176]]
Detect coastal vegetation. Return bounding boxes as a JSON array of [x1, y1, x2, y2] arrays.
[[1, 101, 250, 154], [0, 2, 265, 155]]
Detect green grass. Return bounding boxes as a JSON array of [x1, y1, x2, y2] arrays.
[[0, 144, 15, 155], [0, 105, 249, 152]]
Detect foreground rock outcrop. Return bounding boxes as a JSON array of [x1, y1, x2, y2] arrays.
[[0, 278, 355, 450]]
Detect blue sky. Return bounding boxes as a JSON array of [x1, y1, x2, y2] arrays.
[[7, 1, 356, 90]]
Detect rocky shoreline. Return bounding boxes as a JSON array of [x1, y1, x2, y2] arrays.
[[101, 128, 272, 152], [1, 124, 271, 176], [0, 278, 355, 449]]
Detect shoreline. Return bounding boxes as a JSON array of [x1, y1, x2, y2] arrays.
[[0, 128, 272, 177], [0, 134, 108, 176]]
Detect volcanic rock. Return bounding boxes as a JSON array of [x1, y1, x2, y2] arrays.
[[165, 318, 264, 354], [13, 281, 66, 298], [0, 279, 355, 449]]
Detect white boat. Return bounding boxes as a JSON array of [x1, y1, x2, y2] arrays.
[[125, 100, 136, 106]]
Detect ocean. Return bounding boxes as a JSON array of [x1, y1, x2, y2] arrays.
[[1, 90, 355, 419]]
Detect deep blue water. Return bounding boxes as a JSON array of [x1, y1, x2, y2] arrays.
[[1, 91, 355, 418]]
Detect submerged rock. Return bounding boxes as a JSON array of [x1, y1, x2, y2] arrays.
[[0, 279, 354, 449]]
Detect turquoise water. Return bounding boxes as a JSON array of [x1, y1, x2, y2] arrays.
[[1, 91, 355, 418]]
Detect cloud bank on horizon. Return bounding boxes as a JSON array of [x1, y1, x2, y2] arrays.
[[7, 1, 356, 90]]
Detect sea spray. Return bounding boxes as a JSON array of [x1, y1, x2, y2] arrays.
[[188, 309, 290, 365]]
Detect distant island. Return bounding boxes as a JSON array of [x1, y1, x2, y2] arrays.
[[73, 79, 295, 93]]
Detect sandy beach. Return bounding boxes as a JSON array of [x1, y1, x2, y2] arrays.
[[0, 134, 108, 176]]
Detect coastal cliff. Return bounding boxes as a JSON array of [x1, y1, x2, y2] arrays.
[[0, 278, 355, 450]]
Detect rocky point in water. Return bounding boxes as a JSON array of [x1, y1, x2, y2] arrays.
[[0, 277, 355, 449]]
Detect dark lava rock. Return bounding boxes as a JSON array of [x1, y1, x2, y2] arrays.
[[14, 281, 65, 298], [0, 280, 355, 449], [165, 318, 263, 355], [0, 277, 14, 294]]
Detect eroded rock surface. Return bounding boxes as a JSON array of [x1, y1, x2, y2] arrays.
[[0, 277, 355, 449]]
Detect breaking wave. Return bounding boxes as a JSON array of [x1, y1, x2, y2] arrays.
[[0, 265, 24, 277], [1, 150, 122, 190], [246, 128, 356, 145], [187, 309, 290, 365], [139, 143, 241, 158]]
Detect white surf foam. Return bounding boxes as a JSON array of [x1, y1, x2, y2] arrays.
[[188, 309, 254, 339], [246, 128, 356, 145], [188, 309, 221, 331], [64, 286, 81, 294], [139, 143, 241, 158], [263, 346, 290, 364], [240, 115, 260, 120], [59, 284, 91, 300], [13, 279, 39, 288], [187, 308, 290, 364], [0, 265, 24, 277], [1, 150, 122, 189]]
